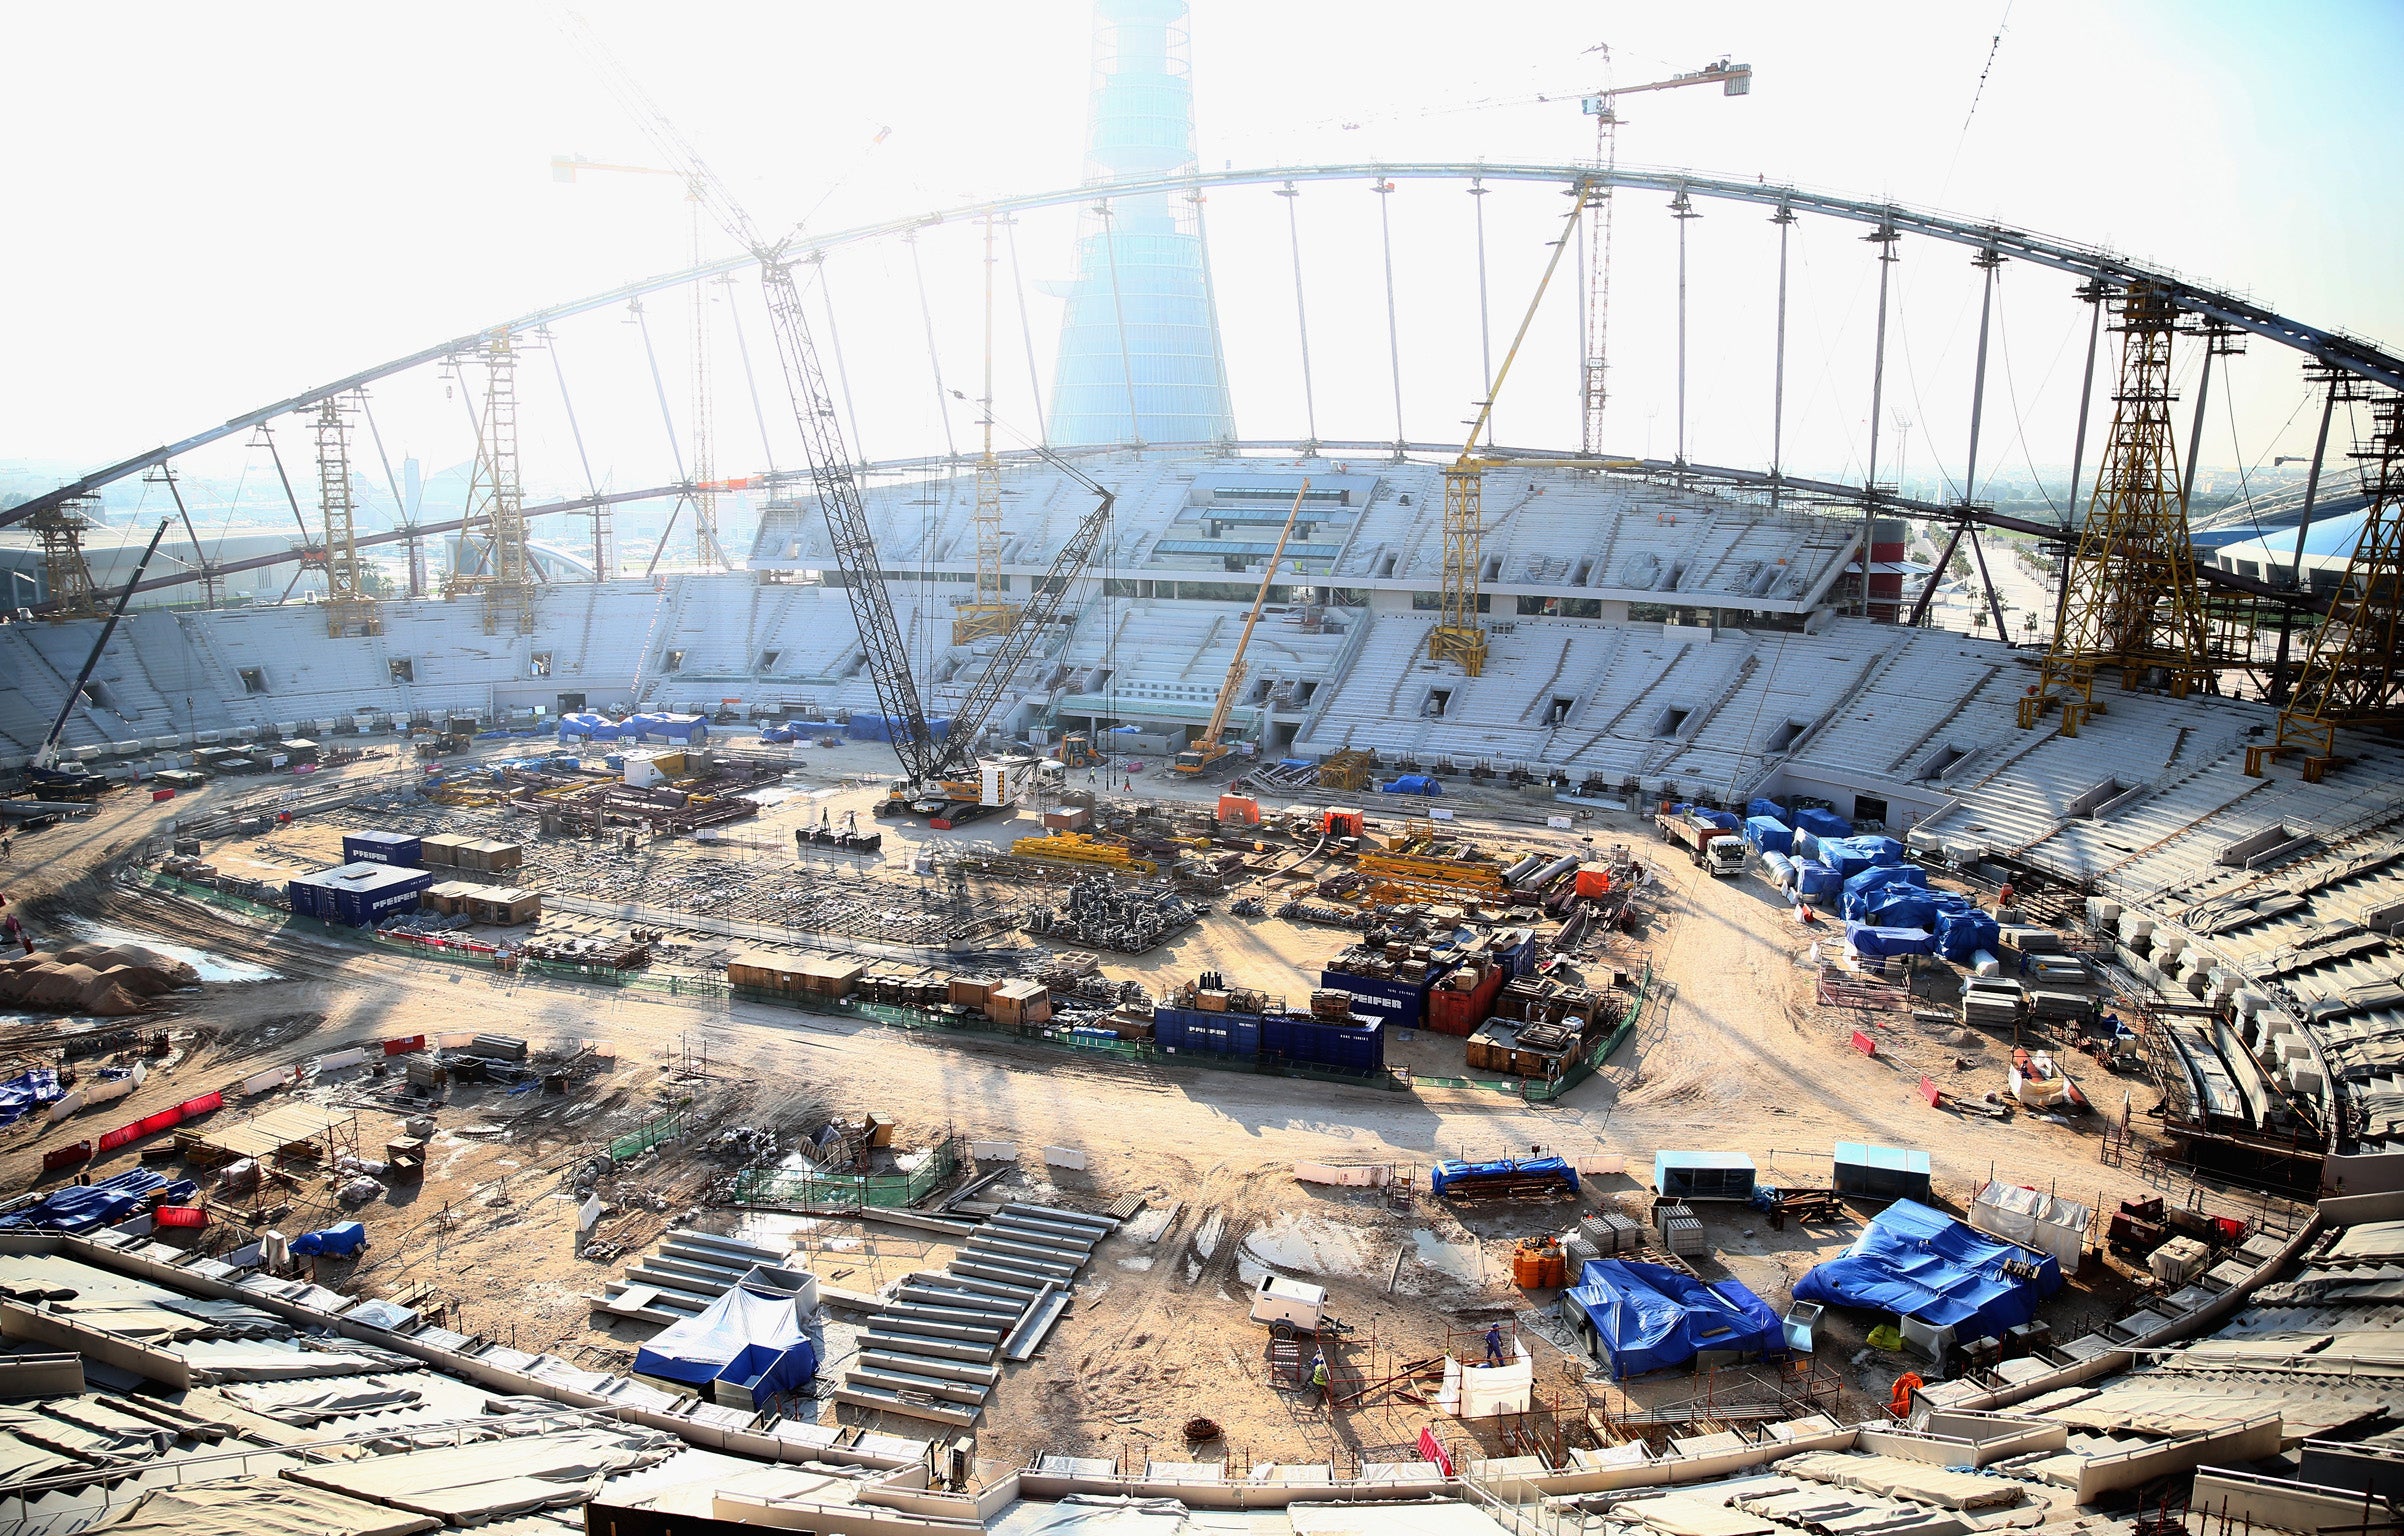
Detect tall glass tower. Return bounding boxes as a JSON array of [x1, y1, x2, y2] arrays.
[[1046, 0, 1235, 448]]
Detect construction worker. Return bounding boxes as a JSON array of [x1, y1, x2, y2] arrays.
[[1484, 1324, 1504, 1367], [1309, 1350, 1329, 1399]]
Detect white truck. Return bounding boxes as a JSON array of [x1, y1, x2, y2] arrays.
[[1656, 810, 1746, 877], [1248, 1274, 1328, 1339]]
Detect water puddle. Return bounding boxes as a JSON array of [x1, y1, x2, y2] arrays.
[[1116, 1255, 1155, 1272], [1239, 1213, 1374, 1280], [59, 918, 279, 983], [1410, 1229, 1488, 1284]]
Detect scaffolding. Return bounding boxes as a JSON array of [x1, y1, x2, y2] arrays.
[[30, 495, 102, 619], [447, 332, 536, 634], [2022, 283, 2213, 734], [2260, 392, 2404, 780], [312, 396, 381, 637]]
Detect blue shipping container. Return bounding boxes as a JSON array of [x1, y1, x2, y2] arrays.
[[1318, 968, 1434, 1031], [340, 830, 422, 867], [1151, 1006, 1262, 1059], [291, 862, 434, 926], [1259, 1013, 1385, 1076]]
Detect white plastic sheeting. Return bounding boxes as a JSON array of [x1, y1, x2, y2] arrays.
[[96, 1478, 438, 1536], [1970, 1183, 2090, 1274]]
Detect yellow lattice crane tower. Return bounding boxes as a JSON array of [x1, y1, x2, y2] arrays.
[[2253, 392, 2404, 781], [2019, 283, 2213, 734], [447, 331, 536, 634], [1429, 190, 1591, 676], [312, 396, 381, 637], [29, 495, 103, 620], [953, 214, 1017, 644]]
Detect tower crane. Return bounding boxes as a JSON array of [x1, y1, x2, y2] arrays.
[[1576, 52, 1752, 454], [566, 18, 1112, 821], [1429, 196, 1592, 676], [1173, 481, 1310, 777]]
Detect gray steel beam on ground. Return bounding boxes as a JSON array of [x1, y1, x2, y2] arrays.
[[20, 161, 2395, 534]]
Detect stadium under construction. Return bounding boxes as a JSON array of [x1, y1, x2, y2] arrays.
[[0, 5, 2399, 1535]]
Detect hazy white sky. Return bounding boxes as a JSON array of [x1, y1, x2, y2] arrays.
[[3, 1, 2396, 507]]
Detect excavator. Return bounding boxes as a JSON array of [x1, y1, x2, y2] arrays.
[[571, 21, 1116, 830], [1173, 481, 1310, 778], [23, 521, 169, 802]]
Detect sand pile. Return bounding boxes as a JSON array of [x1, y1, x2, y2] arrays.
[[0, 942, 199, 1016]]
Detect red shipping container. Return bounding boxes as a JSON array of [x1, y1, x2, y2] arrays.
[[153, 1205, 208, 1229], [383, 1035, 426, 1056], [1425, 962, 1504, 1037], [1574, 866, 1613, 898], [41, 1141, 92, 1173]]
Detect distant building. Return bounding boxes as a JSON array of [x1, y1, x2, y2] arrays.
[[1045, 0, 1235, 449]]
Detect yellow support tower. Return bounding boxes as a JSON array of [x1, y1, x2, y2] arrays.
[[2020, 284, 2212, 734], [30, 495, 103, 620], [1429, 188, 1590, 677], [313, 396, 381, 638], [954, 215, 1018, 644], [2259, 393, 2404, 781]]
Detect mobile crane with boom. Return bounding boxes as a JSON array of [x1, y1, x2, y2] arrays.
[[24, 521, 170, 801], [568, 19, 1113, 825], [1173, 481, 1309, 778]]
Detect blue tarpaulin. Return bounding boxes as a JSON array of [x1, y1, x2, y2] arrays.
[[1564, 1259, 1783, 1379], [1846, 922, 1937, 959], [847, 713, 954, 744], [1694, 808, 1741, 832], [0, 1169, 170, 1232], [1935, 908, 2002, 962], [1794, 864, 1843, 903], [1743, 816, 1792, 856], [1746, 798, 1787, 822], [1792, 1197, 2060, 1342], [1794, 806, 1853, 840], [291, 1221, 368, 1258], [1863, 894, 1967, 932], [1431, 1156, 1579, 1196], [1381, 775, 1443, 796], [1819, 836, 1905, 878], [0, 1068, 63, 1128], [1841, 864, 1928, 911], [634, 1282, 818, 1397]]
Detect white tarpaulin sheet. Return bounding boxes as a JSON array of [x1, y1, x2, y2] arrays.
[[97, 1478, 438, 1536], [285, 1424, 676, 1521], [1969, 1183, 2090, 1274]]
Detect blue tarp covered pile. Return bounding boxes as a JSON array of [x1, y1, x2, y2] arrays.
[[1746, 798, 1787, 822], [761, 720, 844, 745], [0, 1169, 182, 1233], [1743, 816, 1792, 856], [634, 1282, 819, 1398], [1431, 1156, 1579, 1197], [1841, 864, 1927, 914], [847, 714, 954, 744], [1935, 908, 2001, 962], [1794, 864, 1843, 903], [1564, 1259, 1782, 1379], [1792, 1197, 2061, 1343], [1381, 775, 1443, 796], [1846, 922, 1937, 960], [558, 712, 619, 741], [0, 1068, 63, 1128], [291, 1221, 367, 1258], [1793, 805, 1853, 840], [1818, 836, 1905, 878], [1669, 804, 1741, 833]]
